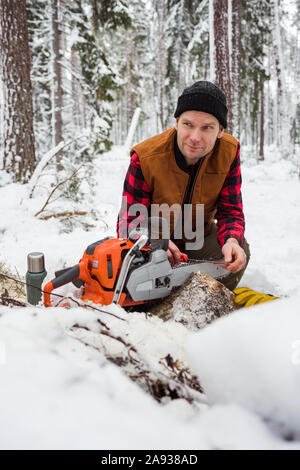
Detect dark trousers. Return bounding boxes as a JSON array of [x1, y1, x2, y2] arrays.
[[184, 223, 251, 291]]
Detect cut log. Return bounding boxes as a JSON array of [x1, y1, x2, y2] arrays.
[[145, 273, 239, 331]]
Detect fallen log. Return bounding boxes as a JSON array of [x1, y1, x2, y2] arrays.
[[144, 272, 239, 331]]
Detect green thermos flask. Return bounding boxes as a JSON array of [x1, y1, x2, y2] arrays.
[[26, 252, 47, 305]]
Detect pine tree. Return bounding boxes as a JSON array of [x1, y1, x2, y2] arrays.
[[27, 0, 52, 159], [272, 0, 287, 147], [155, 0, 167, 132], [108, 0, 153, 143], [259, 86, 265, 160], [231, 0, 242, 138], [164, 0, 195, 128], [240, 0, 271, 148], [51, 0, 64, 169], [290, 0, 300, 160], [129, 0, 157, 137], [68, 0, 131, 153], [0, 0, 36, 182], [213, 0, 233, 133], [189, 0, 210, 84]]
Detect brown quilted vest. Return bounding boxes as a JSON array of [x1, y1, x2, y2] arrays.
[[131, 127, 238, 239]]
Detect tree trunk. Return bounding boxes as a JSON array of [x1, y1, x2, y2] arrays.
[[259, 86, 265, 161], [177, 0, 185, 93], [209, 0, 215, 82], [213, 0, 233, 133], [231, 0, 242, 138], [71, 48, 80, 128], [126, 29, 133, 133], [157, 0, 166, 131], [0, 0, 35, 182], [51, 0, 63, 170], [273, 0, 285, 148]]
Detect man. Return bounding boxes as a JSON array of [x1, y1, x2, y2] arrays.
[[117, 81, 250, 291]]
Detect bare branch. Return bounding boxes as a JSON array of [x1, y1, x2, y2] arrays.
[[69, 322, 205, 404], [38, 210, 88, 221], [0, 295, 27, 307], [34, 165, 84, 218]]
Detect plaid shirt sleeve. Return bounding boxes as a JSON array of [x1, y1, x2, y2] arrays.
[[117, 152, 151, 238], [216, 141, 245, 247]]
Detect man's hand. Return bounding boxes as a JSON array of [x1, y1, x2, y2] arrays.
[[167, 240, 182, 266], [221, 238, 247, 273]]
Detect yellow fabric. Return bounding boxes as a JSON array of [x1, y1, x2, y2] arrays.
[[233, 287, 279, 308]]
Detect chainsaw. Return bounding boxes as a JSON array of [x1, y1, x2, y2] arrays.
[[43, 230, 230, 308]]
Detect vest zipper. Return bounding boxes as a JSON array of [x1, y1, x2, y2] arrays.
[[172, 158, 205, 241], [181, 174, 192, 206]]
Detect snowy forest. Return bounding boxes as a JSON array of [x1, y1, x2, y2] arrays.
[[0, 0, 299, 185], [0, 0, 300, 452]]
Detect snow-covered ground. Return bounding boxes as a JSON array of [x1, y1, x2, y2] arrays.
[[0, 144, 299, 450]]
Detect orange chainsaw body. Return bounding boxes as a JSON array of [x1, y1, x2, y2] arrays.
[[43, 237, 151, 308]]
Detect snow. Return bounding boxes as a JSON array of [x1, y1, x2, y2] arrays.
[[0, 308, 181, 450], [187, 295, 300, 441], [241, 155, 300, 298], [0, 144, 300, 450]]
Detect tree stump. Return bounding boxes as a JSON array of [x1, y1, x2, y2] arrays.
[[145, 273, 239, 331]]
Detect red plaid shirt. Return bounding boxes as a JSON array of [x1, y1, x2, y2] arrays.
[[117, 140, 245, 248]]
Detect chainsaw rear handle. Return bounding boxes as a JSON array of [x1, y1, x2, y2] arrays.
[[44, 264, 80, 307]]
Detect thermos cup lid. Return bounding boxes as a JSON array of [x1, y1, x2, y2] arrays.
[[27, 252, 45, 273]]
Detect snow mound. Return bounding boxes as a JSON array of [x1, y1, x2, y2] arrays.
[[187, 294, 300, 440]]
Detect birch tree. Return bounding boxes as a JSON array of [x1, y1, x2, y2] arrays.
[[0, 0, 36, 182]]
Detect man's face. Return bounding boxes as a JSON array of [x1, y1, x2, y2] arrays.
[[175, 110, 224, 166]]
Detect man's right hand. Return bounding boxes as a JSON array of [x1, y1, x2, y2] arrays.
[[167, 240, 182, 266]]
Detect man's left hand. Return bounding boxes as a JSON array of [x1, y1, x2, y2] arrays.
[[221, 238, 247, 273]]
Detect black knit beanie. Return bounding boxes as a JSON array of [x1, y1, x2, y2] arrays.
[[174, 81, 228, 128]]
